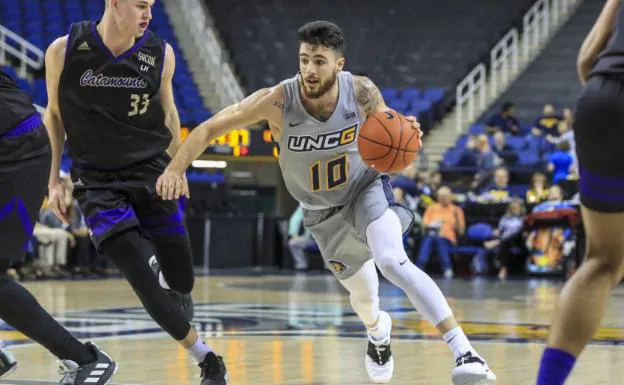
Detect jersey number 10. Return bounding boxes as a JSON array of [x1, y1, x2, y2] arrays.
[[128, 94, 150, 116], [309, 154, 348, 192]]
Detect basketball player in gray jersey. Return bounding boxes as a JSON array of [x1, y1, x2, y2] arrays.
[[158, 21, 496, 385]]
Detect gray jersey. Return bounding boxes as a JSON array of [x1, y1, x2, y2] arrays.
[[278, 71, 378, 209]]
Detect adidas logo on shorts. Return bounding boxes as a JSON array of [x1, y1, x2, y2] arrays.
[[78, 41, 90, 51]]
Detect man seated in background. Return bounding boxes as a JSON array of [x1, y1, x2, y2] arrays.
[[486, 101, 521, 135], [416, 186, 465, 278], [532, 104, 562, 137], [492, 131, 518, 166], [475, 167, 513, 204]]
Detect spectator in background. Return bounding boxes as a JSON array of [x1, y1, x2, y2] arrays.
[[526, 171, 550, 204], [548, 141, 574, 183], [486, 101, 521, 135], [562, 107, 574, 128], [416, 186, 465, 278], [492, 131, 518, 166], [476, 167, 512, 203], [477, 199, 526, 280], [427, 171, 443, 198], [392, 163, 420, 211], [287, 204, 316, 271], [470, 135, 503, 190], [532, 104, 562, 137], [546, 121, 576, 167]]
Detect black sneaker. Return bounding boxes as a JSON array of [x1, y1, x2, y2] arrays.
[[0, 342, 17, 378], [199, 352, 228, 385], [57, 342, 118, 385], [149, 256, 194, 322]]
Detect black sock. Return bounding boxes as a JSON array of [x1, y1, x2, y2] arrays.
[[0, 275, 95, 364]]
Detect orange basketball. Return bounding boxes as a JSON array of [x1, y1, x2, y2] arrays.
[[358, 110, 421, 173]]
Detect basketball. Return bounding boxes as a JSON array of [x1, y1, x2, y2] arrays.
[[358, 110, 421, 173]]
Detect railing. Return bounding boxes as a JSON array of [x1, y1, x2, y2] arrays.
[[455, 0, 582, 133], [490, 29, 519, 98], [523, 0, 550, 61], [456, 63, 486, 132], [180, 0, 244, 108], [0, 24, 44, 78]]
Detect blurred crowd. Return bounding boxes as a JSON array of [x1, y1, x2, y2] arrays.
[[288, 102, 582, 280]]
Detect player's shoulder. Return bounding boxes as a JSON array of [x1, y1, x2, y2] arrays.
[[250, 84, 285, 108], [46, 35, 69, 61]]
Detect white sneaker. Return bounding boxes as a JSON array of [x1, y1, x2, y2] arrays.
[[365, 311, 394, 383], [451, 351, 496, 385]]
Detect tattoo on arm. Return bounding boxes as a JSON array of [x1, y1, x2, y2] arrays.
[[273, 100, 284, 110], [356, 77, 382, 115]]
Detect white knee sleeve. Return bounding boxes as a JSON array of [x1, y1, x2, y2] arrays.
[[367, 209, 453, 326], [339, 259, 380, 326]]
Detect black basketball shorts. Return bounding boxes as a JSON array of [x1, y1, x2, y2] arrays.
[[71, 153, 190, 248], [0, 114, 51, 261], [575, 75, 624, 213]]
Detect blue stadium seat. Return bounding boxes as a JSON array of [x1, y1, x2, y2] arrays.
[[518, 152, 539, 167], [507, 136, 527, 151], [455, 134, 469, 149], [441, 149, 462, 167], [381, 88, 398, 102], [423, 87, 445, 104], [388, 99, 409, 113], [468, 123, 485, 135], [400, 87, 421, 101]]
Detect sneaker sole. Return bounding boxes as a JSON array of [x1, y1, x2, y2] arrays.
[[102, 361, 119, 385], [0, 363, 17, 379]]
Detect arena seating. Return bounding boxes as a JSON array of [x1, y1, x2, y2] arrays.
[[205, 0, 536, 130], [478, 0, 604, 123], [0, 0, 211, 126]]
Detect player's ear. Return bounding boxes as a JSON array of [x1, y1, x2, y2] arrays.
[[336, 56, 345, 71]]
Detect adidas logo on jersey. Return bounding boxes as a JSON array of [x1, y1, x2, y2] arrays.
[[78, 41, 90, 51], [287, 123, 358, 152]]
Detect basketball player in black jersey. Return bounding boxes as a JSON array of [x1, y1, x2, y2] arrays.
[[0, 71, 118, 383], [536, 1, 624, 384], [44, 1, 227, 383]]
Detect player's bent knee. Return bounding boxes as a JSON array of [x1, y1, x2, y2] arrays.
[[583, 254, 624, 287]]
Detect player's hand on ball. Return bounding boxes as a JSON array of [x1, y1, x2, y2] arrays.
[[404, 115, 423, 146], [156, 169, 190, 200]]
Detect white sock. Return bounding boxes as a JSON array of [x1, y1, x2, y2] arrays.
[[367, 313, 389, 342], [188, 338, 212, 363], [158, 272, 171, 290], [442, 327, 472, 359]]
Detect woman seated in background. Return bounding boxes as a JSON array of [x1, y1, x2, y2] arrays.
[[474, 199, 526, 280]]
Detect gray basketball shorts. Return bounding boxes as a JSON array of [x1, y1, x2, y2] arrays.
[[302, 175, 414, 280]]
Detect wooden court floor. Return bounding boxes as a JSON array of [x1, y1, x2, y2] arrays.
[[2, 273, 624, 385]]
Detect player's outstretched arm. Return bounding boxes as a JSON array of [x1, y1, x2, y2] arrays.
[[43, 36, 71, 223], [578, 0, 620, 84], [156, 86, 283, 200], [160, 44, 182, 156]]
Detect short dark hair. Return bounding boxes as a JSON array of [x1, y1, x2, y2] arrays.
[[298, 21, 345, 56], [502, 101, 515, 112]]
